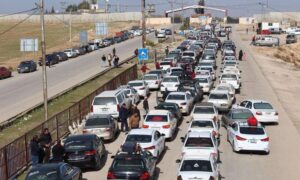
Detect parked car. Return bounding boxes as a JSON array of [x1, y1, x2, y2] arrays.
[[39, 54, 59, 66], [17, 60, 37, 73], [127, 80, 150, 98], [64, 49, 77, 58], [143, 74, 161, 90], [208, 90, 232, 112], [53, 52, 68, 61], [119, 85, 140, 105], [25, 163, 82, 180], [154, 102, 183, 122], [191, 102, 219, 121], [286, 34, 297, 44], [0, 67, 12, 79], [83, 114, 119, 141], [254, 36, 280, 46], [221, 108, 253, 128], [160, 76, 180, 92], [165, 92, 194, 115], [64, 134, 106, 170]]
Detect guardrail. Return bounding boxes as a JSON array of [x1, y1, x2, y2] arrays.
[[0, 56, 137, 180]]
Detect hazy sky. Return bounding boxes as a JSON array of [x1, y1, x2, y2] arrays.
[[0, 0, 299, 17]]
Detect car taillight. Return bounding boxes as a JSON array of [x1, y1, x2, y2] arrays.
[[117, 104, 120, 112], [140, 171, 150, 180], [275, 112, 278, 116], [140, 87, 145, 90], [236, 135, 247, 141], [142, 124, 149, 128], [85, 149, 97, 156], [90, 105, 93, 112], [144, 145, 155, 150], [180, 102, 187, 105], [162, 124, 170, 129], [107, 171, 116, 179], [177, 175, 183, 180], [261, 137, 269, 142], [82, 130, 88, 134], [256, 111, 262, 115]]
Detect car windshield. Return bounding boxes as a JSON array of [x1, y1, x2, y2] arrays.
[[232, 112, 253, 119], [209, 94, 228, 100], [191, 121, 214, 128], [216, 86, 229, 91], [167, 94, 185, 100], [225, 61, 237, 65], [27, 169, 58, 180], [180, 160, 212, 172], [144, 76, 157, 80], [93, 97, 116, 105], [185, 137, 213, 147], [200, 68, 212, 72], [195, 78, 208, 83], [183, 52, 194, 56], [240, 127, 265, 135], [145, 115, 168, 122], [160, 62, 171, 65], [128, 82, 143, 87], [85, 118, 110, 126], [156, 104, 176, 111], [181, 58, 193, 62], [112, 158, 144, 171], [253, 103, 273, 109], [202, 55, 214, 60], [172, 69, 183, 72], [20, 62, 31, 66], [221, 74, 237, 79], [193, 107, 215, 114], [163, 77, 177, 82], [126, 135, 152, 143], [65, 139, 92, 150], [149, 71, 161, 75]]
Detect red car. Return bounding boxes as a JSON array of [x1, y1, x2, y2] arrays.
[[0, 67, 12, 79]]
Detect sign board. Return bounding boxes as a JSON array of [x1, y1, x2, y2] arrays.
[[138, 48, 149, 61], [20, 38, 38, 52], [80, 31, 88, 45], [95, 22, 108, 35]]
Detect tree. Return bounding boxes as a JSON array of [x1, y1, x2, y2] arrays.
[[51, 6, 55, 14], [66, 4, 78, 12], [78, 0, 90, 10], [90, 0, 98, 4]]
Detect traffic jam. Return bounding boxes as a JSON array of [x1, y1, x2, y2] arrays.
[[25, 24, 279, 180]]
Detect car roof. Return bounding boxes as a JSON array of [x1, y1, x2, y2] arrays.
[[66, 134, 96, 141], [158, 102, 177, 106], [237, 121, 264, 128], [147, 110, 169, 115], [192, 118, 214, 122], [230, 108, 252, 113], [128, 129, 154, 135], [164, 75, 178, 78], [168, 92, 186, 95], [246, 99, 269, 103], [96, 90, 123, 97], [210, 90, 229, 94], [128, 80, 144, 83], [194, 102, 214, 107], [182, 154, 211, 161], [87, 113, 111, 119], [187, 131, 211, 138], [144, 74, 158, 77], [30, 162, 65, 171]]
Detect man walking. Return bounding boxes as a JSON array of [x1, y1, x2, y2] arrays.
[[51, 140, 65, 163], [165, 46, 169, 56], [141, 63, 150, 75], [30, 135, 39, 166], [129, 105, 141, 129], [112, 47, 116, 56], [107, 53, 112, 67], [39, 128, 52, 163], [143, 97, 149, 114], [119, 103, 129, 132], [101, 54, 107, 67]]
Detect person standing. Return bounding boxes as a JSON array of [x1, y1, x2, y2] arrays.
[[51, 140, 65, 163], [107, 53, 112, 67], [119, 103, 129, 132], [246, 28, 249, 34], [101, 54, 107, 67], [155, 61, 160, 70], [238, 50, 243, 61], [134, 48, 138, 56], [113, 55, 120, 67], [165, 46, 169, 56], [39, 128, 52, 163], [141, 63, 150, 75], [143, 97, 149, 114], [112, 47, 116, 56], [129, 105, 141, 129], [30, 135, 39, 166]]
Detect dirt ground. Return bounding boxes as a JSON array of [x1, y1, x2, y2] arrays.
[[235, 24, 300, 133]]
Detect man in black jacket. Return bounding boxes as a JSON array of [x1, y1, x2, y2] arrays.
[[119, 103, 129, 132], [51, 140, 65, 162], [39, 128, 52, 163], [143, 97, 149, 114], [30, 135, 39, 166]]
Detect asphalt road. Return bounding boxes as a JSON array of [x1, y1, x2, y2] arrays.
[[0, 33, 155, 123], [82, 26, 300, 180]]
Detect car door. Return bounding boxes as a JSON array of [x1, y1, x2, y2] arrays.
[[169, 113, 177, 134], [228, 123, 238, 144]]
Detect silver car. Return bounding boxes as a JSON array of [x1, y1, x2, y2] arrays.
[[221, 108, 253, 128], [83, 114, 119, 141]]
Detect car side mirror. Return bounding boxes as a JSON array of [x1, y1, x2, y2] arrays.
[[180, 137, 185, 142], [176, 159, 181, 163]]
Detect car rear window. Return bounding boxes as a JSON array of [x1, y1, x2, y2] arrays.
[[145, 115, 168, 122], [93, 97, 116, 105], [126, 135, 152, 143], [65, 139, 92, 150], [183, 52, 195, 57], [85, 118, 110, 126], [167, 94, 185, 100], [144, 76, 157, 80], [193, 107, 215, 114], [156, 104, 175, 111], [180, 160, 212, 172], [160, 62, 171, 65], [163, 77, 177, 82], [185, 137, 213, 147], [209, 94, 228, 100], [232, 112, 253, 119], [221, 74, 237, 79], [240, 127, 265, 135], [253, 103, 273, 109], [195, 78, 208, 83], [27, 169, 58, 180], [112, 158, 144, 171], [128, 82, 143, 87], [191, 121, 214, 128]]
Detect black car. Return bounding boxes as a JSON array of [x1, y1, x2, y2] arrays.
[[64, 134, 106, 170], [17, 60, 37, 73], [25, 163, 82, 180], [53, 52, 68, 62], [165, 29, 172, 35], [39, 54, 59, 66], [155, 102, 182, 122], [108, 142, 157, 180]]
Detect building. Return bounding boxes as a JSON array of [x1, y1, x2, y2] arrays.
[[239, 17, 255, 25]]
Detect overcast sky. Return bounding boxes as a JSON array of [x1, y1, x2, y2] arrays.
[[0, 0, 299, 17]]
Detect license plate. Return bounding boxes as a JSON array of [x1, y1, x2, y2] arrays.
[[166, 84, 172, 87], [266, 112, 271, 115], [102, 108, 108, 112], [249, 139, 257, 143], [69, 156, 85, 160], [151, 127, 160, 129]]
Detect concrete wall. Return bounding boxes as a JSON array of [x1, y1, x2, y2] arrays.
[[190, 17, 212, 25], [254, 12, 300, 23], [0, 12, 142, 23], [239, 17, 255, 25], [145, 17, 171, 25]]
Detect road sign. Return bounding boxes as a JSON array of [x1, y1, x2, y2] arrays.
[[95, 22, 108, 35], [20, 38, 38, 52], [138, 48, 149, 61], [80, 31, 88, 45]]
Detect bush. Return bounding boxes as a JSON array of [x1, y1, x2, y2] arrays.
[[145, 40, 155, 47]]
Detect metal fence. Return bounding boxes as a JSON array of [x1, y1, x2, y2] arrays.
[[0, 63, 137, 180]]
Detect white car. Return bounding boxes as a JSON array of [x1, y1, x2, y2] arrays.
[[143, 74, 161, 90], [160, 61, 173, 71], [219, 73, 241, 90], [222, 67, 241, 77], [160, 76, 180, 92], [165, 92, 194, 115], [222, 61, 239, 70], [123, 129, 165, 158], [166, 67, 183, 75], [182, 51, 196, 61], [181, 131, 218, 157], [195, 76, 213, 93], [142, 110, 177, 139], [64, 49, 77, 58], [196, 66, 216, 80], [127, 80, 150, 98], [188, 118, 219, 138], [227, 121, 270, 154], [208, 90, 232, 112], [191, 102, 218, 120], [120, 86, 140, 105], [214, 83, 235, 101], [236, 100, 279, 123], [176, 154, 219, 180], [223, 56, 236, 61], [157, 31, 166, 38], [195, 70, 212, 79]]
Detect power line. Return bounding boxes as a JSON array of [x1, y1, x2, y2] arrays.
[[0, 9, 39, 37], [0, 7, 38, 18]]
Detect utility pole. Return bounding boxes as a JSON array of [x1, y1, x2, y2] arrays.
[[170, 0, 175, 43], [69, 9, 72, 45], [39, 0, 48, 121], [141, 0, 146, 48]]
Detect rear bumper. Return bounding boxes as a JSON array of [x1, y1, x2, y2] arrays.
[[255, 115, 279, 123]]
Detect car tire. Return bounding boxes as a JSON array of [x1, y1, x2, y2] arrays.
[[94, 154, 101, 170]]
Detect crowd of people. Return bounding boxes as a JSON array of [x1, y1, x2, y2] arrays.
[[100, 47, 120, 68]]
